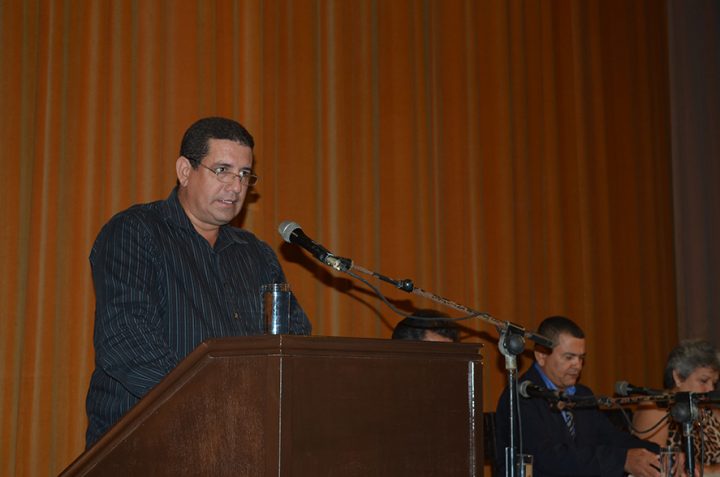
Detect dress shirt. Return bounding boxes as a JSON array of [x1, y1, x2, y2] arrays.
[[85, 188, 311, 447], [534, 362, 577, 434]]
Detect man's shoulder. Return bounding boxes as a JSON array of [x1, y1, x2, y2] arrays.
[[118, 198, 167, 221], [223, 224, 258, 240], [221, 225, 277, 254], [495, 366, 541, 410], [516, 365, 545, 387], [221, 225, 266, 246], [520, 365, 541, 379], [573, 382, 596, 397], [90, 199, 171, 263], [103, 198, 166, 225], [93, 199, 170, 246]]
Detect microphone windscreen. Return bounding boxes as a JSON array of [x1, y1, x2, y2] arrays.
[[278, 221, 300, 242], [518, 380, 531, 399], [614, 381, 630, 396]]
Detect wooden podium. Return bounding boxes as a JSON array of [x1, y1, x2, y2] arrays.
[[61, 335, 483, 476]]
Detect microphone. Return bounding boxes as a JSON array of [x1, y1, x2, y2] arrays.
[[695, 390, 720, 403], [614, 381, 664, 396], [278, 221, 351, 271], [518, 381, 566, 401]]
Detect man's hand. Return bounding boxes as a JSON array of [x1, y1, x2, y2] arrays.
[[624, 448, 661, 477]]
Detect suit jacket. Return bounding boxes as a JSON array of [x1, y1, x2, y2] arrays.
[[494, 365, 658, 477]]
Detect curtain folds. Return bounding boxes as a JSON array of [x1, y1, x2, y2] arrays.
[[0, 0, 676, 474]]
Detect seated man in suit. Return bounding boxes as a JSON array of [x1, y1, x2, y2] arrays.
[[391, 309, 459, 342], [494, 316, 661, 477]]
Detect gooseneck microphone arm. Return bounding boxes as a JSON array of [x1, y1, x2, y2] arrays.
[[348, 263, 415, 292], [346, 264, 549, 477], [348, 262, 553, 348], [278, 220, 553, 477]]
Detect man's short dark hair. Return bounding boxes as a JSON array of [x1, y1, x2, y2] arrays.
[[391, 309, 459, 342], [179, 117, 254, 166], [536, 315, 585, 349]]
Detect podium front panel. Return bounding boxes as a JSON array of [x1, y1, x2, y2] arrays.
[[60, 335, 483, 476], [280, 345, 482, 476]]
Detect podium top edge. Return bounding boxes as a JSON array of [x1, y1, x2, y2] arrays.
[[198, 334, 483, 358]]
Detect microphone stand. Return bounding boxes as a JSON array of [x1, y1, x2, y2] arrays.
[[671, 392, 698, 477], [329, 258, 552, 477], [589, 391, 712, 476], [570, 391, 720, 477], [499, 323, 531, 477]]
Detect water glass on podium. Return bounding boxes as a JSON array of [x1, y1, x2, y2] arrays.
[[261, 283, 291, 334]]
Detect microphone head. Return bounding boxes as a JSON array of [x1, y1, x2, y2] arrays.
[[278, 221, 301, 243], [614, 381, 630, 396], [518, 380, 532, 399], [700, 390, 720, 402]]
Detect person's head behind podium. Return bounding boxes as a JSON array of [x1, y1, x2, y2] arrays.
[[534, 315, 586, 391], [391, 309, 459, 342], [663, 339, 720, 392]]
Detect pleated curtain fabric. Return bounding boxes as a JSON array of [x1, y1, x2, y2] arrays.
[[0, 1, 693, 475]]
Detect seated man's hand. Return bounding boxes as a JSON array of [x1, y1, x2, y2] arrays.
[[624, 448, 661, 477]]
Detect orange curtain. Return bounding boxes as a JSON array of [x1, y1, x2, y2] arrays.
[[0, 0, 676, 474]]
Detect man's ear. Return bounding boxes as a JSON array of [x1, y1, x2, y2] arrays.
[[534, 349, 549, 367], [176, 156, 192, 187]]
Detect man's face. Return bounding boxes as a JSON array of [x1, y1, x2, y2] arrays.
[[177, 138, 253, 234], [534, 333, 586, 390], [422, 330, 454, 342]]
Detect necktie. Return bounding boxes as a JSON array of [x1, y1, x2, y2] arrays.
[[564, 409, 576, 438]]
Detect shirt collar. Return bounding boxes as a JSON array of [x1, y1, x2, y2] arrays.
[[162, 187, 195, 231], [161, 187, 247, 249], [533, 362, 577, 396]]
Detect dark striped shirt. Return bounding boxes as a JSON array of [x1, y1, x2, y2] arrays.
[[85, 188, 311, 447]]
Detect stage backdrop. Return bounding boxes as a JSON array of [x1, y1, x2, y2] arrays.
[[0, 0, 685, 475]]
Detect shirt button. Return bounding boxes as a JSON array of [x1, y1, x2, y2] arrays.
[[233, 312, 239, 320]]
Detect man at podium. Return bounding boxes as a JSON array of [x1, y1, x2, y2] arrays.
[[84, 117, 311, 448]]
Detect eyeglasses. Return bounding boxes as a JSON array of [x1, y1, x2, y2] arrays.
[[194, 161, 259, 186]]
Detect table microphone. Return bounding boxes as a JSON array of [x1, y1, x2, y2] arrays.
[[519, 380, 566, 401], [614, 381, 663, 396]]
